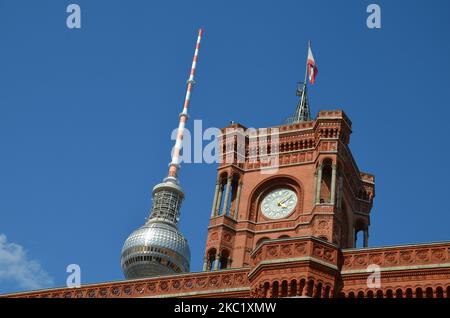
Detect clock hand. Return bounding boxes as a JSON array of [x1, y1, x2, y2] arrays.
[[279, 194, 293, 205]]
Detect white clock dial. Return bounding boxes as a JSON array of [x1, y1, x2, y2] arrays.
[[260, 188, 298, 220]]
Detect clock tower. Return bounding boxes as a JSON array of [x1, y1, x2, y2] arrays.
[[202, 107, 375, 272]]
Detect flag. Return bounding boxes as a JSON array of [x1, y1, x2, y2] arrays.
[[307, 45, 318, 84]]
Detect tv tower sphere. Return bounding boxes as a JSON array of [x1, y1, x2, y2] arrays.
[[121, 180, 191, 279]]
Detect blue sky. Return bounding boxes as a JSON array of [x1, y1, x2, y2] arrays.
[[1, 0, 450, 294]]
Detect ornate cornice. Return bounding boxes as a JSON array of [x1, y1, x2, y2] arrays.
[[1, 269, 250, 299]]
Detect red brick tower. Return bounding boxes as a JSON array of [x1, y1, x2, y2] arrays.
[[202, 110, 375, 273]]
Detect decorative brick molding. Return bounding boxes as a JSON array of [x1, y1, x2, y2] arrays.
[[342, 242, 450, 272], [2, 269, 250, 299], [340, 242, 450, 298], [250, 237, 338, 270], [247, 237, 340, 298]]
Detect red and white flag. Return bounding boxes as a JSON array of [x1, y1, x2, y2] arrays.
[[307, 45, 318, 84]]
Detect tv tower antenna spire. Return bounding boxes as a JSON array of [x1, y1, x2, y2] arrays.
[[167, 28, 203, 182]]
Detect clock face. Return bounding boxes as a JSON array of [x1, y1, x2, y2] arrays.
[[260, 188, 298, 220]]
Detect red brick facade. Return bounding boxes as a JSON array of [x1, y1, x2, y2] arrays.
[[2, 110, 450, 298]]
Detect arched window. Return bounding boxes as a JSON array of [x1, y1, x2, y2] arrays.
[[306, 280, 314, 297], [206, 248, 217, 271], [215, 174, 228, 216], [280, 281, 288, 297], [298, 279, 306, 297], [425, 287, 433, 298], [263, 282, 270, 298], [272, 281, 279, 298], [415, 288, 423, 298], [289, 280, 297, 297], [436, 287, 444, 298], [228, 175, 240, 217], [324, 286, 331, 298], [355, 229, 364, 248], [405, 288, 413, 298], [214, 173, 242, 218], [219, 249, 230, 270], [315, 283, 323, 298], [320, 159, 333, 203]]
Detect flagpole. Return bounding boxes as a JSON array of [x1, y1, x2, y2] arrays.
[[298, 40, 311, 121]]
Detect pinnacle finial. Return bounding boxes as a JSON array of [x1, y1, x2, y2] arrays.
[[285, 82, 311, 124]]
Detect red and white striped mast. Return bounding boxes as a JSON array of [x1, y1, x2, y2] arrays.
[[167, 28, 203, 182]]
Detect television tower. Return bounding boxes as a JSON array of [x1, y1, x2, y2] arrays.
[[121, 29, 203, 279]]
